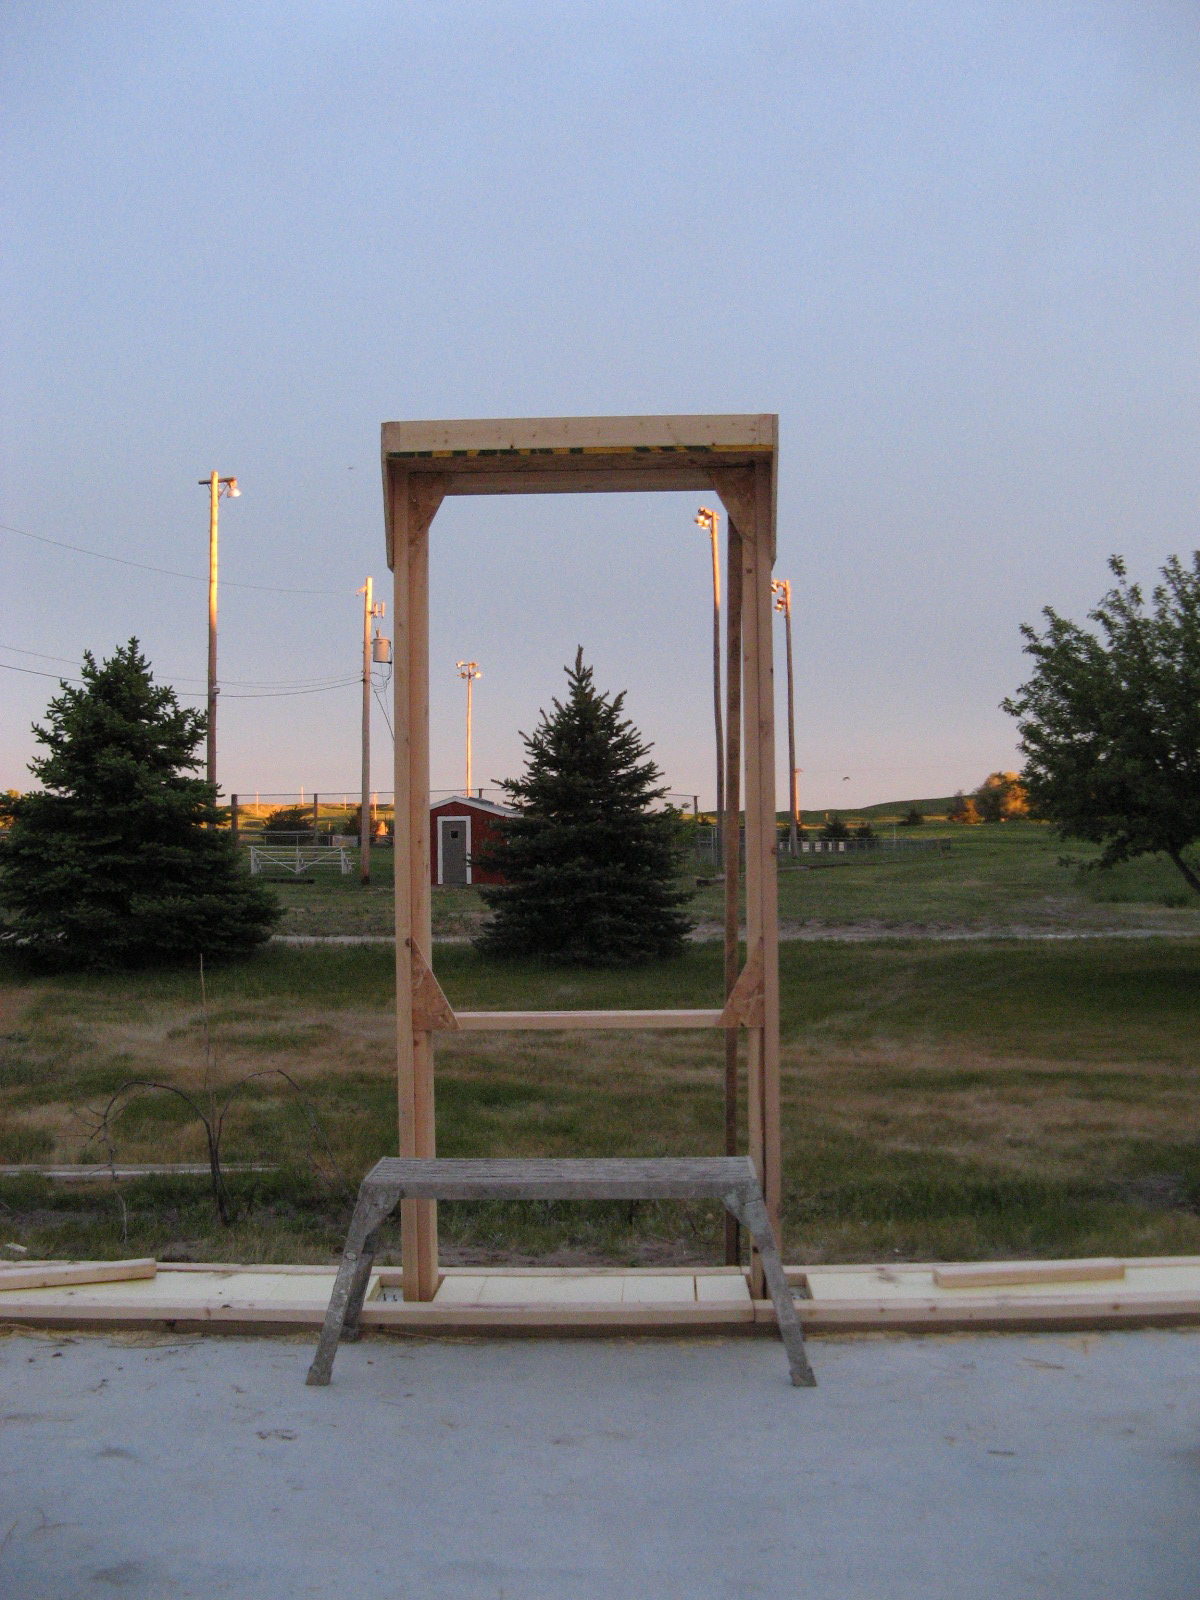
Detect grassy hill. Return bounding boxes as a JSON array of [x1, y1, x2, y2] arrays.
[[792, 796, 959, 824]]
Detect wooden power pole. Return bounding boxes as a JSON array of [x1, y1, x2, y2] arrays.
[[773, 578, 799, 856], [198, 471, 239, 795], [456, 661, 481, 795], [359, 577, 385, 882], [695, 507, 723, 864]]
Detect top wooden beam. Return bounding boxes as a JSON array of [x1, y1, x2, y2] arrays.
[[383, 413, 776, 457], [382, 414, 778, 567]]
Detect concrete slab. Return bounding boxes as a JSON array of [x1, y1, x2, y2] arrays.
[[1, 1327, 1197, 1598]]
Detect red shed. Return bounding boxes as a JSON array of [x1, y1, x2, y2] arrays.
[[429, 795, 513, 887]]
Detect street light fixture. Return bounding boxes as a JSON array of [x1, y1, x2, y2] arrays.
[[772, 577, 799, 857], [694, 507, 724, 865], [197, 472, 241, 792]]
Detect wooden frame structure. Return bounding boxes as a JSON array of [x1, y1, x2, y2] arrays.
[[383, 414, 782, 1302]]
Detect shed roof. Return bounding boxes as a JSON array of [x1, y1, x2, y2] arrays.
[[430, 795, 515, 818]]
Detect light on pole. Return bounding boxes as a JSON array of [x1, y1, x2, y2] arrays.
[[772, 577, 799, 857], [694, 507, 724, 865], [456, 660, 481, 795], [359, 577, 388, 883], [198, 472, 240, 794]]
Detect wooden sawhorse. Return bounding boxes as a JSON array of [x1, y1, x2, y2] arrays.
[[306, 1156, 815, 1387]]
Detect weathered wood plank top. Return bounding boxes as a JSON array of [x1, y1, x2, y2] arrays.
[[382, 414, 776, 458], [362, 1156, 760, 1202]]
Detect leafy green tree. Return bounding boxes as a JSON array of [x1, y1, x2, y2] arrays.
[[263, 804, 318, 840], [1003, 554, 1200, 894], [0, 640, 279, 968], [819, 814, 850, 841], [899, 805, 924, 828], [974, 771, 1029, 824], [474, 650, 692, 964]]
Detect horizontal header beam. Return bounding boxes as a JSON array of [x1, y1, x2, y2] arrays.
[[383, 413, 776, 457], [382, 413, 778, 568]]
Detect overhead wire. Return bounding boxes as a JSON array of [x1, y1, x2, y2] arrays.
[[1, 645, 362, 699], [372, 662, 394, 742], [0, 519, 356, 597]]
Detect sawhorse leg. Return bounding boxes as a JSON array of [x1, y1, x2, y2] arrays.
[[306, 1185, 399, 1387], [725, 1185, 816, 1387]]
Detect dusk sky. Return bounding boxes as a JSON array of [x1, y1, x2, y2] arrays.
[[3, 4, 1198, 813]]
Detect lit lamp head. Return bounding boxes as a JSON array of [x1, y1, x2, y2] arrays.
[[694, 507, 718, 535], [200, 474, 241, 499]]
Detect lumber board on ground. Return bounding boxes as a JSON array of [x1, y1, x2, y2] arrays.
[[0, 1165, 273, 1180], [932, 1259, 1126, 1290], [0, 1258, 156, 1291], [5, 1259, 1200, 1339]]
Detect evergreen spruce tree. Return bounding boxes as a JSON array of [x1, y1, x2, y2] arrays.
[[0, 640, 279, 969], [475, 650, 692, 964]]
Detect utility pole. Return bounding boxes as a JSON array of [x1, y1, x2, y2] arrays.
[[695, 507, 724, 864], [359, 578, 386, 883], [772, 577, 799, 857], [456, 661, 481, 794], [198, 472, 240, 794]]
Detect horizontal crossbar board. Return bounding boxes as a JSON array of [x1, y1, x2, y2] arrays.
[[453, 1009, 724, 1031], [361, 1156, 758, 1202]]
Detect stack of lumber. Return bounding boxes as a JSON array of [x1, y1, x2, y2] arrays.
[[2, 1256, 1199, 1337]]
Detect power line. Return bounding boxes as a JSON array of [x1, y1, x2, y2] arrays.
[[0, 644, 79, 666], [0, 520, 356, 597], [0, 661, 82, 683], [0, 658, 360, 699], [1, 642, 361, 695], [218, 678, 361, 700]]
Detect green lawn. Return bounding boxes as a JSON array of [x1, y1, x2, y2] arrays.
[[4, 935, 1199, 1268], [261, 824, 1200, 940]]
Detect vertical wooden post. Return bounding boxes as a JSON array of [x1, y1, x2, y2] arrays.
[[751, 461, 783, 1254], [408, 497, 438, 1300], [230, 793, 238, 845], [391, 468, 421, 1299], [739, 500, 767, 1299], [312, 793, 319, 846], [723, 518, 743, 1266]]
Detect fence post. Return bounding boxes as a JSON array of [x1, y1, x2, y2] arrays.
[[230, 793, 239, 844], [313, 793, 320, 846]]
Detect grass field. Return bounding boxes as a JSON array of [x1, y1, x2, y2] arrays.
[[4, 928, 1200, 1269], [266, 823, 1200, 940]]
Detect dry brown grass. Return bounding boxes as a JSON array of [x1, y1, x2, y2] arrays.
[[3, 937, 1200, 1265]]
